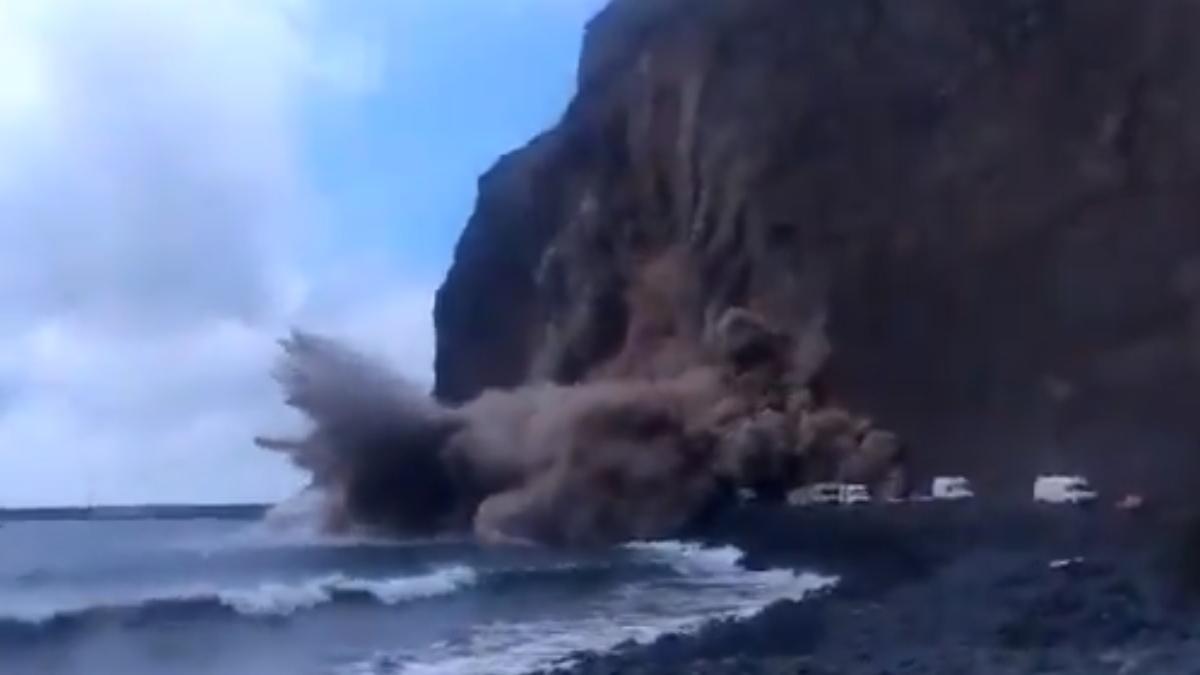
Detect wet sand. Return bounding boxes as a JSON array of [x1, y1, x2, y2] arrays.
[[541, 503, 1200, 674]]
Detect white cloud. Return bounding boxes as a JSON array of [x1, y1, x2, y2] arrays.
[[0, 0, 428, 506], [0, 0, 318, 331]]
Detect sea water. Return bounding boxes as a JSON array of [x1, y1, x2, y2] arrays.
[[0, 518, 834, 675]]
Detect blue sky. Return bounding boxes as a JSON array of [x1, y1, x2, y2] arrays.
[[0, 0, 607, 506], [307, 1, 600, 278]]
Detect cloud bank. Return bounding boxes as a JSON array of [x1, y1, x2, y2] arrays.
[[0, 0, 432, 506]]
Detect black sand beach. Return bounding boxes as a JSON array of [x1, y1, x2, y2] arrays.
[[542, 503, 1200, 674]]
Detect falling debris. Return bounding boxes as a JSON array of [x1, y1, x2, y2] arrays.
[[259, 315, 903, 546]]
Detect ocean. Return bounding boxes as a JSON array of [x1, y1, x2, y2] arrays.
[[0, 516, 834, 675]]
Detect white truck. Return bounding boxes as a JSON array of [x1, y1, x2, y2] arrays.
[[1033, 475, 1097, 504], [787, 483, 871, 506], [931, 476, 975, 500]]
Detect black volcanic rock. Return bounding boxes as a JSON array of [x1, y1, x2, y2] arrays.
[[435, 0, 1200, 504], [534, 505, 1200, 675]]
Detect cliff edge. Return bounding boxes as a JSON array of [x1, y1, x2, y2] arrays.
[[435, 0, 1200, 503]]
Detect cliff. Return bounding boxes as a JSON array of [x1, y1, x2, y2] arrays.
[[434, 0, 1200, 504]]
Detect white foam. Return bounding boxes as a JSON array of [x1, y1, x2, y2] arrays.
[[218, 577, 334, 617], [0, 566, 478, 623], [342, 541, 837, 675], [624, 541, 747, 575], [328, 567, 478, 606]]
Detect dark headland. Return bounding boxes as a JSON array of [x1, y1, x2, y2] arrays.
[[423, 0, 1200, 671]]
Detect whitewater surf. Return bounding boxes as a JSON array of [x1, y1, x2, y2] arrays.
[[0, 517, 834, 675]]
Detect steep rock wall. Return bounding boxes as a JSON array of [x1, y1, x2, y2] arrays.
[[435, 0, 1200, 502]]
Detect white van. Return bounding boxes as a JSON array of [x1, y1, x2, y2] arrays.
[[931, 476, 975, 500], [1033, 475, 1097, 504], [841, 484, 871, 505], [787, 483, 871, 506]]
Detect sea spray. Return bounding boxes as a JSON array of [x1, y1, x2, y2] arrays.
[[258, 332, 731, 545]]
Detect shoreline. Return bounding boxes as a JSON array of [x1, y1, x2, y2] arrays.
[[538, 503, 1200, 674]]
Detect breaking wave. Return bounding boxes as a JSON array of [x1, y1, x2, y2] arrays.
[[1, 536, 836, 675], [341, 541, 838, 675], [0, 566, 478, 628]]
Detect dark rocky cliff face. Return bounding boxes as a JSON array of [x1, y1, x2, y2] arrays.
[[435, 0, 1200, 503]]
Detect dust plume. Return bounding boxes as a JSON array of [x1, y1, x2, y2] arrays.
[[257, 311, 903, 547]]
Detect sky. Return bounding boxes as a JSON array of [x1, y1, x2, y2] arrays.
[[0, 0, 608, 507]]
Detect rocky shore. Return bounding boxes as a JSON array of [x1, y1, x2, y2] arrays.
[[539, 503, 1200, 675]]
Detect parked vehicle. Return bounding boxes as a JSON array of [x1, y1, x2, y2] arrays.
[[841, 484, 871, 505], [931, 476, 975, 500], [787, 483, 871, 506], [1033, 475, 1097, 504]]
